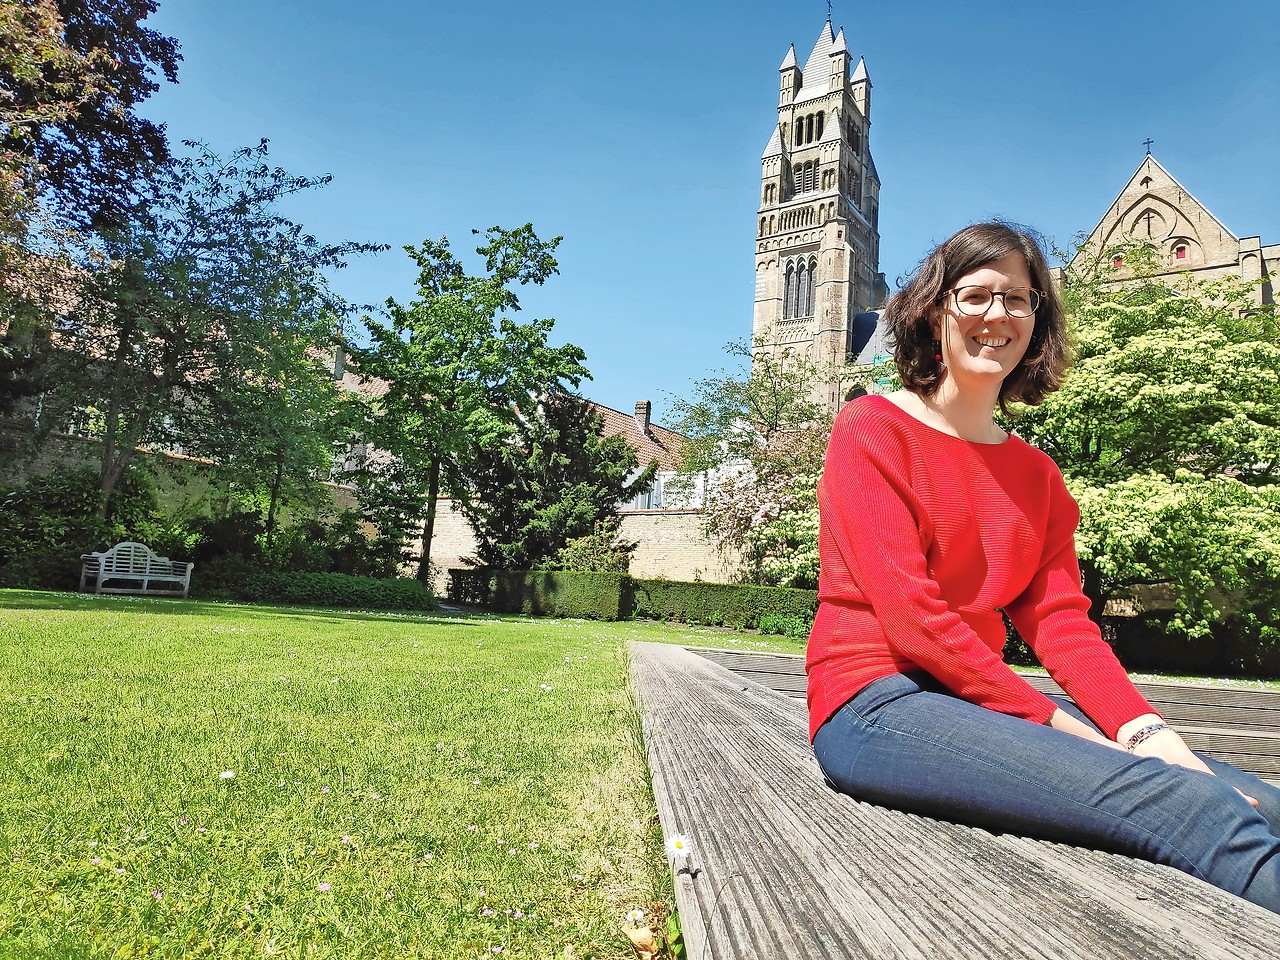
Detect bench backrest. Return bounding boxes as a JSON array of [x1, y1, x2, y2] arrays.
[[94, 542, 172, 575]]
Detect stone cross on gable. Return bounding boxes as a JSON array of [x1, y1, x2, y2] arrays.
[[1144, 138, 1154, 155]]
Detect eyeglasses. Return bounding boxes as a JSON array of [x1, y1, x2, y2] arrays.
[[944, 286, 1043, 319]]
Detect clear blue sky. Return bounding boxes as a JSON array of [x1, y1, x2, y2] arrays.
[[140, 1, 1279, 424]]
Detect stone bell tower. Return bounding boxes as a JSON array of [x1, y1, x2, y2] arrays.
[[752, 20, 887, 411]]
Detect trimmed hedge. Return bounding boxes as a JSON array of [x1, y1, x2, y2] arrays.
[[194, 565, 436, 611], [449, 568, 495, 606], [492, 571, 630, 620], [447, 567, 817, 631], [1109, 613, 1280, 679], [632, 578, 817, 631]]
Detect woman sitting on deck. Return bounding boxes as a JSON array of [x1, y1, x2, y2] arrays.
[[808, 220, 1280, 913]]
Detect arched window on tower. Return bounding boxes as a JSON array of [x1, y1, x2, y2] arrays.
[[783, 262, 796, 319], [797, 259, 809, 317], [806, 257, 818, 317], [806, 114, 814, 143], [794, 118, 804, 146], [816, 112, 824, 140]]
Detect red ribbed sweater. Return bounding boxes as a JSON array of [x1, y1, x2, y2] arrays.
[[806, 394, 1156, 742]]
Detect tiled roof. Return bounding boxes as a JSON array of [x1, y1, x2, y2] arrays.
[[796, 21, 836, 103], [800, 20, 835, 78], [586, 400, 685, 472], [762, 125, 783, 159], [849, 311, 889, 366]]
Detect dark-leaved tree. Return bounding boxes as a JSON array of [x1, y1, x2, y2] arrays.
[[0, 0, 181, 232], [460, 391, 655, 570]]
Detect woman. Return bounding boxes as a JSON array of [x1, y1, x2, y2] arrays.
[[808, 221, 1280, 912]]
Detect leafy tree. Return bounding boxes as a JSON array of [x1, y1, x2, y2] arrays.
[[1012, 251, 1280, 636], [546, 517, 636, 573], [668, 338, 833, 585], [189, 318, 357, 550], [30, 140, 378, 515], [0, 0, 181, 232], [351, 225, 589, 582], [460, 391, 653, 570], [668, 337, 830, 473]]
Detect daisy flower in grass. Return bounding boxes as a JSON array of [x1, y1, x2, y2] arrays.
[[626, 908, 646, 924], [665, 832, 693, 864], [219, 770, 235, 780]]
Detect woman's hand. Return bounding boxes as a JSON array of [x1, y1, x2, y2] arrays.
[[1117, 714, 1258, 807]]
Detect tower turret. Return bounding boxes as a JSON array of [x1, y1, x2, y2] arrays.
[[829, 27, 850, 92], [779, 45, 800, 106], [851, 56, 870, 122]]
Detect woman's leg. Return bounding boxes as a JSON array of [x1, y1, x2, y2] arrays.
[[813, 673, 1280, 913], [1048, 691, 1280, 830]]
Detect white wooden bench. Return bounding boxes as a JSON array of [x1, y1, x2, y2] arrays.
[[631, 642, 1280, 960], [79, 541, 194, 598]]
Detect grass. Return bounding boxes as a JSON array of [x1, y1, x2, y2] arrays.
[[0, 589, 803, 959]]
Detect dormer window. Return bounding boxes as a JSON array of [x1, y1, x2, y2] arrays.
[[1174, 244, 1187, 260], [1113, 255, 1124, 269]]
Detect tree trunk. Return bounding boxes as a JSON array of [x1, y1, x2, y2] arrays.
[[97, 397, 121, 517], [416, 454, 441, 584], [1080, 560, 1107, 630], [265, 452, 285, 549], [97, 308, 141, 516]]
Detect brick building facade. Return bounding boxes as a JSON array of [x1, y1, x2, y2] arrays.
[[1070, 153, 1277, 305]]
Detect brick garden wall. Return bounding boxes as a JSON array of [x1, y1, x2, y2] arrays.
[[424, 500, 740, 593]]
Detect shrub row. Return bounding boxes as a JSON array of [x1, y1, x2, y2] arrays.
[[195, 561, 435, 611], [1108, 613, 1280, 678], [493, 571, 630, 620], [447, 568, 818, 631], [633, 579, 817, 631]]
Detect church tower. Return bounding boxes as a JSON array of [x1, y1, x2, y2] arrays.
[[753, 20, 887, 411]]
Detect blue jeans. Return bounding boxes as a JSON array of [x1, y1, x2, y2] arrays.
[[812, 672, 1280, 912]]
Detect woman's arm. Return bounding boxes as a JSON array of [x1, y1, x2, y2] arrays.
[[1002, 471, 1157, 740], [1049, 707, 1125, 750]]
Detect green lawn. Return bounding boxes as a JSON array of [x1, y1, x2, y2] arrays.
[[0, 590, 803, 959]]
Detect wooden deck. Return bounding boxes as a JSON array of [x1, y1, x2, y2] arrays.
[[630, 642, 1280, 960], [693, 646, 1280, 783]]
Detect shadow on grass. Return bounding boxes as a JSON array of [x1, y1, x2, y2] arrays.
[[0, 588, 493, 628]]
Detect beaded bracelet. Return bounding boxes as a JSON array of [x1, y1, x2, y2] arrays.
[[1125, 722, 1171, 752]]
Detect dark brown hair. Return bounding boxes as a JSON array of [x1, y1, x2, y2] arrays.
[[883, 221, 1069, 409]]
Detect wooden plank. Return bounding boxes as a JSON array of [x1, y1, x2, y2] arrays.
[[631, 643, 1280, 960]]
